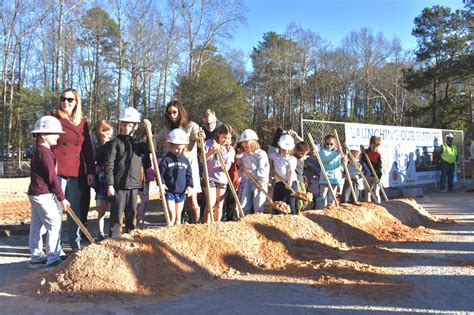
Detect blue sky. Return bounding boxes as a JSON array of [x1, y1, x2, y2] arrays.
[[230, 0, 466, 56]]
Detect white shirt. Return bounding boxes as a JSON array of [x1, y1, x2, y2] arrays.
[[270, 152, 297, 183], [242, 149, 270, 183]]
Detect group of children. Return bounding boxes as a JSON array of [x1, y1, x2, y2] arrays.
[[26, 108, 383, 269]]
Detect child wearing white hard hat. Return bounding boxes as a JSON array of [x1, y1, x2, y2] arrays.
[[27, 116, 70, 270], [269, 134, 297, 214], [159, 128, 193, 225], [238, 129, 270, 214], [106, 108, 152, 238]]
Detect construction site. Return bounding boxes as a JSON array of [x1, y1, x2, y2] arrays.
[[0, 177, 473, 314]]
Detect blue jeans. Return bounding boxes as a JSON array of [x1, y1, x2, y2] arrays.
[[58, 176, 82, 250], [440, 161, 455, 190], [290, 181, 298, 214]]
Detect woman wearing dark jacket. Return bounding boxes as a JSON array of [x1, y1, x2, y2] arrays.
[[48, 88, 95, 250]]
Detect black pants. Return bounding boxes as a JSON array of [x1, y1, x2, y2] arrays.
[[109, 188, 138, 238], [79, 178, 91, 225], [222, 186, 239, 221]]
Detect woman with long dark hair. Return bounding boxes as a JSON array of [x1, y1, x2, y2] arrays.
[[156, 101, 202, 223]]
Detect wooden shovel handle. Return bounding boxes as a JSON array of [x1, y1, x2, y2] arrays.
[[214, 143, 245, 218], [333, 129, 359, 204], [199, 131, 214, 223], [343, 143, 377, 201], [307, 133, 339, 206], [239, 162, 274, 204], [359, 145, 389, 202], [144, 121, 170, 225], [273, 172, 296, 193], [66, 205, 95, 243]]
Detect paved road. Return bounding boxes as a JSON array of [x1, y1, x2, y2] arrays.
[[0, 191, 473, 314]]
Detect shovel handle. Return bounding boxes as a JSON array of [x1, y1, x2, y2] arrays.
[[66, 205, 95, 243], [144, 121, 170, 225], [240, 163, 274, 204], [307, 133, 339, 206], [359, 145, 389, 202], [199, 131, 214, 223], [333, 129, 359, 204], [273, 172, 296, 193], [343, 143, 377, 202], [214, 143, 245, 218]]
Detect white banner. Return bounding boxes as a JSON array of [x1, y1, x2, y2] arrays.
[[344, 123, 443, 187]]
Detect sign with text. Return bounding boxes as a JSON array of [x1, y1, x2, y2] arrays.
[[344, 123, 443, 187]]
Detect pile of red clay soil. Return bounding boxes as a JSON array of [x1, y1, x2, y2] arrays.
[[0, 191, 31, 225], [14, 199, 443, 301]]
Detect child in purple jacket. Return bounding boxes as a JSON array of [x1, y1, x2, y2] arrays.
[[28, 116, 70, 270]]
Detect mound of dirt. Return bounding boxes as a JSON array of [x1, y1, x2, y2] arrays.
[[0, 192, 31, 225], [12, 199, 438, 302], [382, 198, 451, 227], [309, 200, 438, 246]]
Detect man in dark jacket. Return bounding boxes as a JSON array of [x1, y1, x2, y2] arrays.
[[106, 107, 151, 238]]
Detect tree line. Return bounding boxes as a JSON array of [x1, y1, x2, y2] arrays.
[[0, 0, 472, 156]]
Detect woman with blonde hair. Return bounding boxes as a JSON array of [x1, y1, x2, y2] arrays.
[[48, 88, 95, 250]]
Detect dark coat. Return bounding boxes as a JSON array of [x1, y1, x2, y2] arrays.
[[105, 135, 150, 190]]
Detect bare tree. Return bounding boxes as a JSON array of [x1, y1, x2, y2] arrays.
[[343, 27, 395, 120], [0, 0, 20, 152], [168, 0, 245, 77]]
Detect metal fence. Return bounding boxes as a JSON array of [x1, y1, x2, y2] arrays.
[[0, 160, 31, 178], [301, 119, 466, 189]]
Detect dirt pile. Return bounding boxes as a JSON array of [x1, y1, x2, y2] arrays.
[[382, 198, 450, 227], [12, 199, 441, 301], [0, 192, 32, 225]]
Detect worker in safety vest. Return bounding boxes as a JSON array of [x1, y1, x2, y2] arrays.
[[438, 133, 458, 192]]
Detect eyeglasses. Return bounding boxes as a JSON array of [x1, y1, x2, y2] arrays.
[[167, 110, 178, 115], [325, 142, 335, 146], [60, 96, 75, 103]]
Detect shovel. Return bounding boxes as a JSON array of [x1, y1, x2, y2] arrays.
[[272, 172, 312, 201], [66, 205, 95, 243], [239, 163, 291, 214], [199, 130, 214, 223], [144, 120, 170, 225], [359, 145, 389, 202], [214, 142, 245, 218], [333, 129, 361, 206], [307, 133, 339, 206]]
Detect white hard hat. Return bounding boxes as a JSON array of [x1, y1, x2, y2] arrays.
[[278, 134, 295, 150], [239, 129, 258, 142], [446, 133, 454, 138], [167, 128, 189, 145], [31, 116, 65, 134], [119, 107, 141, 123]]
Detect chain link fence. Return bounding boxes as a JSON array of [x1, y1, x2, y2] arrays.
[[0, 161, 31, 178], [300, 119, 346, 145]]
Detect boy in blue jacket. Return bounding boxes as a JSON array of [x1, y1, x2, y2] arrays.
[[159, 128, 193, 225]]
